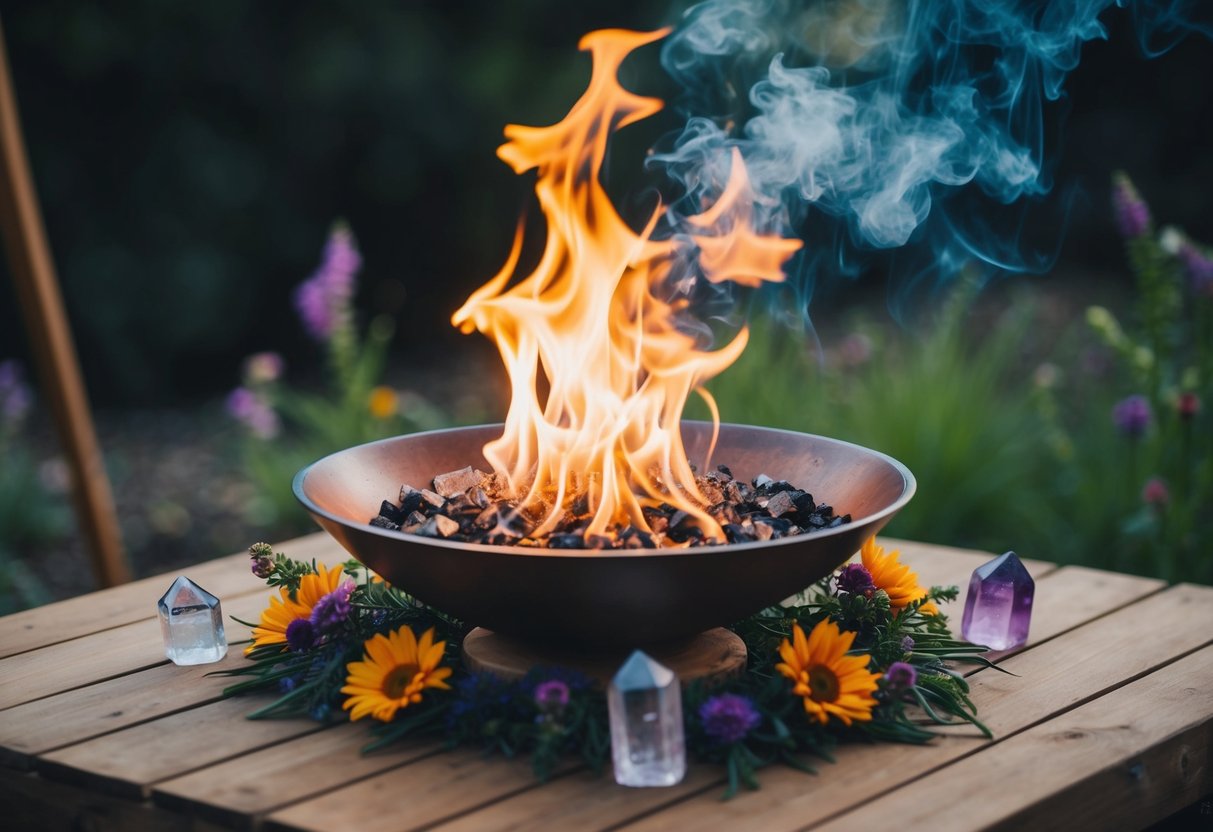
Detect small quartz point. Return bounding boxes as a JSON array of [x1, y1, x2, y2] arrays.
[[608, 650, 686, 787], [157, 576, 227, 665], [961, 551, 1034, 651]]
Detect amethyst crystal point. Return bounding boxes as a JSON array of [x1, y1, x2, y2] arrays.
[[961, 551, 1034, 651]]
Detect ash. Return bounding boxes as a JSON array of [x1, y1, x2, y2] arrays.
[[369, 463, 851, 550]]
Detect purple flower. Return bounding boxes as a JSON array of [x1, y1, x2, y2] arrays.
[[836, 563, 875, 596], [1112, 395, 1151, 439], [883, 661, 917, 691], [309, 581, 355, 633], [293, 224, 361, 342], [226, 387, 280, 439], [900, 636, 915, 653], [1112, 173, 1151, 239], [285, 618, 317, 652], [533, 679, 571, 713], [1178, 240, 1213, 297], [698, 693, 761, 745], [0, 359, 32, 427], [1141, 477, 1169, 507]]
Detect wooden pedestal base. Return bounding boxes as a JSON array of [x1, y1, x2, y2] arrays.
[[461, 626, 747, 687]]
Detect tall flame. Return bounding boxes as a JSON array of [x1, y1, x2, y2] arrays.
[[451, 29, 801, 545]]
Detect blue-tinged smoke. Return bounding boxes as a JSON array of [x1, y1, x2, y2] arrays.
[[651, 0, 1209, 317]]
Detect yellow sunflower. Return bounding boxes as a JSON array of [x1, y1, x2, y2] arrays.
[[342, 625, 452, 722], [245, 562, 346, 655], [776, 619, 881, 726], [861, 537, 938, 616]]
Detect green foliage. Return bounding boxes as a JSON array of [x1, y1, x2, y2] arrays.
[[692, 277, 1056, 555]]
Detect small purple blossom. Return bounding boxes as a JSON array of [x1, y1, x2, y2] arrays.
[[251, 555, 274, 579], [533, 679, 571, 713], [1112, 173, 1151, 239], [901, 636, 915, 653], [1112, 395, 1151, 439], [309, 581, 355, 633], [883, 661, 918, 691], [226, 386, 280, 439], [1141, 477, 1170, 507], [1178, 240, 1213, 297], [285, 618, 317, 652], [0, 359, 32, 428], [836, 563, 875, 596], [293, 224, 361, 342], [698, 693, 761, 745]]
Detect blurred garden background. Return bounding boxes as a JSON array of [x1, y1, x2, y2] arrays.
[[1, 0, 1211, 612]]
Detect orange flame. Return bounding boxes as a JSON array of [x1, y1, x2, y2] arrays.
[[451, 29, 801, 544]]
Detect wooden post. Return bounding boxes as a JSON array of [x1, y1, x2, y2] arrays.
[[0, 20, 130, 586]]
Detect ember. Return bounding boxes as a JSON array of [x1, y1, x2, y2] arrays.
[[369, 464, 849, 550]]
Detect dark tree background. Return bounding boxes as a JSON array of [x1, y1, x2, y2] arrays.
[[1, 0, 1210, 405]]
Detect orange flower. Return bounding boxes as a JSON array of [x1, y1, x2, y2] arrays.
[[861, 537, 938, 616], [342, 626, 452, 722], [776, 619, 881, 726], [246, 562, 346, 655]]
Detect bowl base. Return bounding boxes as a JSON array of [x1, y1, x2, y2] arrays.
[[461, 626, 747, 687]]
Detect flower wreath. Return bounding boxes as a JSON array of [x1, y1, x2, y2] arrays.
[[221, 537, 993, 798]]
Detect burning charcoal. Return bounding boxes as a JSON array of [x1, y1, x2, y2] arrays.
[[432, 466, 484, 498], [716, 464, 734, 481], [816, 502, 833, 515], [723, 523, 756, 544], [698, 480, 724, 506], [792, 491, 816, 513], [753, 473, 774, 490], [420, 489, 446, 510], [468, 487, 491, 509], [405, 510, 427, 526], [400, 489, 425, 515], [377, 500, 406, 526], [549, 533, 586, 549], [666, 511, 703, 544], [418, 515, 460, 539], [724, 480, 752, 504], [827, 516, 846, 528], [586, 534, 615, 550], [370, 516, 400, 532], [641, 506, 671, 535], [752, 522, 774, 541], [806, 514, 828, 528], [708, 501, 741, 526], [755, 516, 792, 537], [765, 491, 796, 518], [444, 492, 478, 514]]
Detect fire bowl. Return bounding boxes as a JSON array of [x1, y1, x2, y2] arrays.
[[293, 422, 915, 648]]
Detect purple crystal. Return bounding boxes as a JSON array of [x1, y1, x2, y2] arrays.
[[960, 551, 1034, 651]]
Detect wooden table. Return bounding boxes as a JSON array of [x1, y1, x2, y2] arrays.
[[1, 533, 1210, 831]]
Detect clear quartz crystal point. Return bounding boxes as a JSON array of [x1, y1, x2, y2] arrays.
[[608, 650, 686, 787], [157, 576, 227, 665], [961, 551, 1034, 651]]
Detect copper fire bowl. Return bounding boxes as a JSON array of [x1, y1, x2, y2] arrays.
[[293, 422, 915, 647]]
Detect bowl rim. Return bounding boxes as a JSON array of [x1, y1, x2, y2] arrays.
[[292, 421, 916, 560]]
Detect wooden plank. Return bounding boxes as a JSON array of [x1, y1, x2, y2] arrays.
[[153, 729, 444, 830], [412, 546, 1066, 832], [262, 750, 581, 832], [36, 695, 327, 800], [610, 583, 1213, 832], [0, 590, 272, 713], [0, 532, 343, 659], [0, 766, 185, 832], [812, 645, 1213, 832], [0, 595, 269, 768]]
